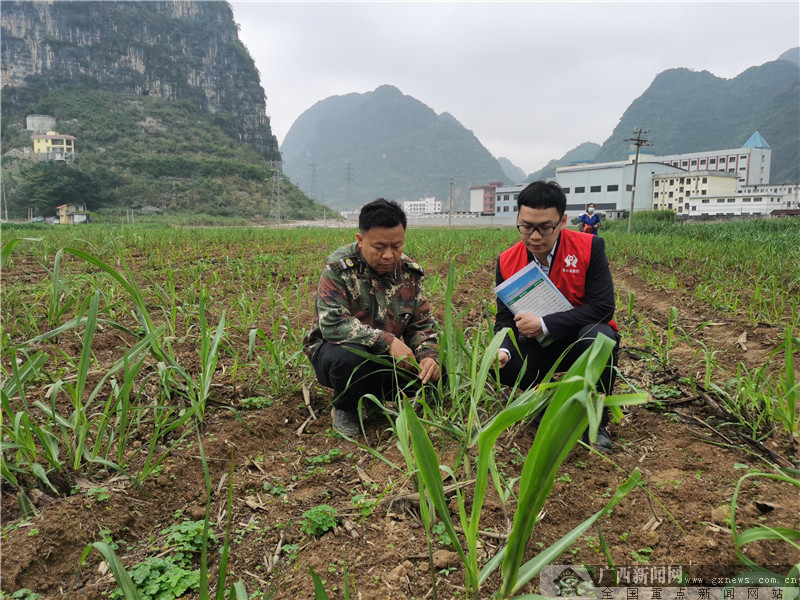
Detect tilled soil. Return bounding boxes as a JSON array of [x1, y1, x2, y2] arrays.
[[1, 249, 798, 600]]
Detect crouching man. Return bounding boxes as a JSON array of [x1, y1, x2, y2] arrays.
[[303, 198, 440, 436], [493, 181, 620, 452]]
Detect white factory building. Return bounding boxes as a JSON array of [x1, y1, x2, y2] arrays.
[[483, 131, 790, 220]]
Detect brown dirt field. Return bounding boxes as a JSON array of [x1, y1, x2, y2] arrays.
[[1, 246, 798, 600]]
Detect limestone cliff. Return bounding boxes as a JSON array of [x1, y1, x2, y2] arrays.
[[1, 0, 280, 160]]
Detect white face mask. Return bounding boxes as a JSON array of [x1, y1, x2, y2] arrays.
[[587, 207, 594, 214]]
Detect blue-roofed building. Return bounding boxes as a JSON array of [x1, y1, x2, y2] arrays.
[[475, 132, 777, 221], [742, 131, 771, 149], [646, 131, 772, 187]]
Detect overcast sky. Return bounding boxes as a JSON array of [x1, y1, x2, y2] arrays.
[[229, 1, 799, 175]]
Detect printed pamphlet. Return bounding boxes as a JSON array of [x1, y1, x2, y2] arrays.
[[494, 261, 572, 345]]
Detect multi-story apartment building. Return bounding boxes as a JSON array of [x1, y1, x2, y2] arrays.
[[685, 193, 785, 218], [685, 182, 800, 218], [652, 171, 738, 215], [738, 182, 799, 205], [403, 197, 442, 216], [469, 182, 503, 213], [649, 131, 771, 186], [493, 184, 525, 215]]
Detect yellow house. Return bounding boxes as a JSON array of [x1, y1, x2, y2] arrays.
[[32, 131, 76, 160], [652, 171, 739, 216], [57, 203, 89, 225]]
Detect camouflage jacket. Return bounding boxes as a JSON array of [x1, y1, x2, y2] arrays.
[[303, 242, 439, 363]]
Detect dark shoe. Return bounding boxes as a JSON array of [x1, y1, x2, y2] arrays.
[[331, 407, 360, 437], [582, 425, 612, 453]]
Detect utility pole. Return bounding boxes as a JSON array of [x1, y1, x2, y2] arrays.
[[344, 164, 354, 209], [0, 179, 7, 221], [270, 159, 283, 226], [448, 178, 454, 229], [625, 128, 651, 233], [309, 163, 318, 200], [272, 171, 282, 227]]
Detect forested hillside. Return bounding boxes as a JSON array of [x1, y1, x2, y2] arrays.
[[1, 0, 323, 220], [593, 58, 799, 183], [1, 87, 321, 219], [281, 85, 509, 211]]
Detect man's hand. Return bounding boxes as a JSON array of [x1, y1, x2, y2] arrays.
[[389, 337, 415, 369], [418, 357, 440, 384], [390, 338, 439, 383], [497, 350, 510, 368], [514, 313, 544, 339]]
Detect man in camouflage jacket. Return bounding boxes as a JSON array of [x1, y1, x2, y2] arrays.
[[303, 198, 440, 436]]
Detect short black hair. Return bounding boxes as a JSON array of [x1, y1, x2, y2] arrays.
[[359, 198, 407, 231], [517, 181, 566, 216]]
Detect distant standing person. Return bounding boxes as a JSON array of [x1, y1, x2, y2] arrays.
[[303, 198, 440, 437], [578, 203, 601, 235]]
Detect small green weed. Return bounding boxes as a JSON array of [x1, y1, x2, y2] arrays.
[[432, 522, 453, 546], [508, 447, 525, 466], [300, 504, 338, 537], [631, 547, 653, 564], [306, 448, 343, 465], [263, 480, 288, 496], [87, 487, 110, 502], [161, 520, 214, 552], [233, 517, 267, 545], [239, 396, 273, 409], [5, 589, 41, 600], [650, 384, 682, 400], [111, 556, 199, 600], [350, 494, 376, 518], [282, 543, 300, 562], [98, 528, 121, 551], [108, 516, 217, 599]]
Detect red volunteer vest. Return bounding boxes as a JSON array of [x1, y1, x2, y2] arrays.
[[499, 229, 618, 331]]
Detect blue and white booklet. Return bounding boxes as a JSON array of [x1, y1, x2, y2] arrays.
[[494, 261, 572, 344]]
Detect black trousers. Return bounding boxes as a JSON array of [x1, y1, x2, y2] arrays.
[[311, 342, 422, 412], [498, 322, 620, 426]]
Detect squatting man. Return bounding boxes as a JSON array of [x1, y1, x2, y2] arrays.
[[302, 198, 440, 437]]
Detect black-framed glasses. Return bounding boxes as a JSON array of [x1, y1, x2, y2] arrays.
[[516, 223, 558, 237]]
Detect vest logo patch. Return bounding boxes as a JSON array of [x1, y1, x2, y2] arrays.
[[563, 254, 580, 274]]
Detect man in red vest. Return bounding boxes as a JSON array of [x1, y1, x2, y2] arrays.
[[494, 181, 619, 452]]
